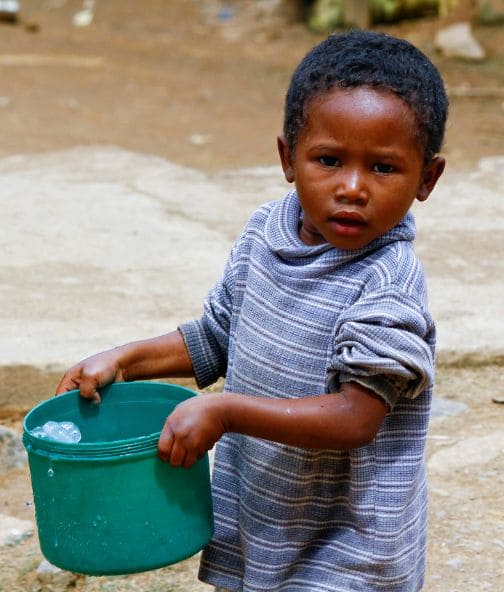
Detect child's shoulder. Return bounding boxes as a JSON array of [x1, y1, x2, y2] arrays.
[[248, 199, 279, 224], [237, 199, 281, 240], [362, 239, 428, 300]]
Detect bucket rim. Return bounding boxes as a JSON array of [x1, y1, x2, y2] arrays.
[[22, 381, 197, 457]]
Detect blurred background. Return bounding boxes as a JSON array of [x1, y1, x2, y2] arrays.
[[0, 2, 503, 591], [1, 0, 503, 171]]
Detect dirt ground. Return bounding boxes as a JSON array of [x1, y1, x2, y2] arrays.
[[1, 0, 503, 172], [0, 0, 503, 591]]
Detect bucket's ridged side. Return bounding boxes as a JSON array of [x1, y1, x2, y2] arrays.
[[23, 382, 214, 575]]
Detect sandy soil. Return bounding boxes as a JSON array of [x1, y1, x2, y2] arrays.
[[0, 1, 503, 590], [1, 366, 502, 592]]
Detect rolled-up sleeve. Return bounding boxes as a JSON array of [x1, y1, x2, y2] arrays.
[[327, 286, 436, 409]]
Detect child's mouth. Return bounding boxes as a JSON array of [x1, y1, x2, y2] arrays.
[[330, 213, 367, 236], [335, 217, 365, 227]]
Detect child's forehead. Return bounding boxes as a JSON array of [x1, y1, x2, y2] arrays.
[[301, 86, 422, 148], [307, 85, 411, 114], [305, 86, 418, 128]]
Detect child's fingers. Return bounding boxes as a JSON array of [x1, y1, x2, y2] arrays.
[[54, 366, 101, 403], [55, 350, 122, 401], [168, 440, 187, 467], [54, 373, 80, 395], [77, 376, 102, 403], [181, 450, 199, 468], [158, 424, 175, 463], [158, 424, 200, 467]]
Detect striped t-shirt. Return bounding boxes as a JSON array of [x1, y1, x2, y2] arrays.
[[179, 190, 435, 592]]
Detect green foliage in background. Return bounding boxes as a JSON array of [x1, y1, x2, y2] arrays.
[[308, 0, 442, 31]]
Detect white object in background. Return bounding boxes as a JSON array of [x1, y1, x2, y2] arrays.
[[0, 0, 19, 21], [73, 0, 94, 27]]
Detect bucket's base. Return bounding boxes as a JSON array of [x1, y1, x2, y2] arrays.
[[42, 540, 207, 576], [32, 451, 213, 576]]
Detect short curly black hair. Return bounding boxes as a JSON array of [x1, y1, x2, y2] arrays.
[[283, 30, 448, 163]]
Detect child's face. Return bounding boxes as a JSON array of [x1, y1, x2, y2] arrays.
[[278, 86, 445, 250]]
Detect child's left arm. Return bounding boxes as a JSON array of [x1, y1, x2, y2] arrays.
[[157, 381, 387, 467]]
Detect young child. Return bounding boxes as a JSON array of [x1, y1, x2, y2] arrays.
[[56, 30, 448, 591]]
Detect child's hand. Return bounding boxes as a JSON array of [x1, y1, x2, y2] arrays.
[[158, 394, 227, 468], [55, 349, 125, 404]]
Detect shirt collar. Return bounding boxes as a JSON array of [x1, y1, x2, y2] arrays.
[[264, 190, 416, 263]]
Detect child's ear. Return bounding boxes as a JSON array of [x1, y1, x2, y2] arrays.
[[416, 156, 446, 202], [277, 134, 295, 183]]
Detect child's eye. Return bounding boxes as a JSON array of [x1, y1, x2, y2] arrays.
[[319, 156, 340, 167], [373, 163, 395, 174]]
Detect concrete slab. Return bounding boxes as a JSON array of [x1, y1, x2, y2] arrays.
[[413, 156, 504, 364], [1, 146, 502, 368]]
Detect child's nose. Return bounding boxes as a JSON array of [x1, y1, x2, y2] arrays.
[[335, 167, 369, 206]]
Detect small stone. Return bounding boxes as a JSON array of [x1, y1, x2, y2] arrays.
[[35, 557, 83, 587], [430, 397, 467, 420], [36, 559, 62, 575], [428, 432, 503, 473], [0, 0, 19, 22], [188, 133, 214, 146], [445, 556, 465, 569], [72, 0, 94, 28], [430, 487, 450, 497], [435, 22, 486, 61], [0, 425, 27, 469], [0, 514, 34, 546]]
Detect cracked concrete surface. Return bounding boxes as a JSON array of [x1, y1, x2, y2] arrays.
[[1, 146, 502, 369]]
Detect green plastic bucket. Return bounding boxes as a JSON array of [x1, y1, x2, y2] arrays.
[[22, 382, 214, 575]]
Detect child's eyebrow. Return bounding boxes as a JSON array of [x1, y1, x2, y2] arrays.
[[307, 143, 341, 152], [371, 150, 406, 161], [307, 144, 409, 161]]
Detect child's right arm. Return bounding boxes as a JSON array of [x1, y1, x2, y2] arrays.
[[55, 330, 194, 403], [156, 381, 388, 468], [55, 332, 388, 469]]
